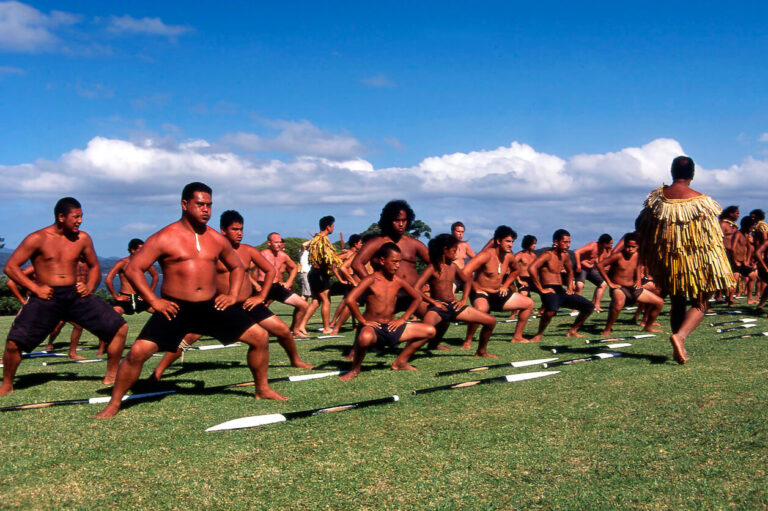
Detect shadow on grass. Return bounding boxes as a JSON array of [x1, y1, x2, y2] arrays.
[[538, 345, 668, 364], [159, 360, 245, 379], [12, 372, 104, 391]]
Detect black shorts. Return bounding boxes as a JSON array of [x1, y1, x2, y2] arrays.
[[539, 285, 595, 313], [617, 286, 643, 305], [7, 286, 126, 353], [357, 323, 407, 350], [117, 293, 150, 315], [470, 290, 512, 312], [735, 264, 756, 278], [266, 283, 295, 303], [308, 268, 332, 294], [759, 267, 768, 284], [576, 266, 604, 286], [517, 276, 534, 293], [245, 303, 275, 323], [426, 302, 468, 323], [136, 298, 263, 352]]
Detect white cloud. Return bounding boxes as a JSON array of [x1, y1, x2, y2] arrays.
[[758, 133, 768, 143], [362, 74, 396, 88], [0, 65, 25, 75], [75, 81, 114, 99], [0, 1, 78, 52], [222, 120, 366, 160], [107, 15, 192, 39]]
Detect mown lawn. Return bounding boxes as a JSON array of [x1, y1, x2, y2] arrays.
[[1, 291, 766, 510]]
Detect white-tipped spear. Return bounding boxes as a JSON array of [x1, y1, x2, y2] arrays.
[[705, 310, 743, 316], [709, 318, 757, 327], [435, 357, 559, 377], [738, 332, 768, 338], [584, 334, 655, 344], [542, 352, 621, 368], [716, 324, 756, 334], [206, 395, 400, 431], [414, 371, 559, 394], [551, 343, 631, 354]]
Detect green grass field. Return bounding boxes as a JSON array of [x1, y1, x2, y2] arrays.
[[1, 291, 767, 510]]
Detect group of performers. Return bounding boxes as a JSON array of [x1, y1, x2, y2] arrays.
[[1, 156, 763, 417]]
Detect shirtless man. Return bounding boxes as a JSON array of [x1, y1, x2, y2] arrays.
[[718, 206, 740, 304], [528, 229, 595, 341], [415, 234, 497, 355], [105, 238, 159, 316], [515, 235, 537, 296], [329, 234, 363, 334], [755, 239, 768, 311], [451, 222, 476, 270], [731, 216, 758, 304], [462, 226, 534, 346], [257, 232, 310, 337], [596, 232, 664, 337], [95, 183, 286, 418], [151, 211, 313, 380], [573, 234, 613, 312], [352, 200, 430, 315], [339, 243, 435, 381], [2, 197, 128, 395]]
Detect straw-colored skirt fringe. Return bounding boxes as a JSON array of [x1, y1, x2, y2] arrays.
[[637, 186, 736, 298]]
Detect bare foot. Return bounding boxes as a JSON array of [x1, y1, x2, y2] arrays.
[[644, 327, 663, 333], [94, 405, 120, 418], [531, 334, 544, 342], [102, 371, 117, 385], [391, 362, 417, 371], [594, 308, 603, 313], [322, 329, 333, 335], [565, 331, 585, 338], [291, 360, 315, 370], [96, 350, 105, 357], [68, 353, 87, 360], [433, 343, 452, 351], [45, 344, 54, 352], [669, 334, 689, 364], [339, 370, 359, 382], [255, 388, 288, 401], [475, 352, 499, 358], [600, 331, 611, 337], [460, 341, 472, 350], [344, 348, 356, 361], [0, 384, 14, 396], [509, 337, 534, 343], [748, 299, 758, 304]]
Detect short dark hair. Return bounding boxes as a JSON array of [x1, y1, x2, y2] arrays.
[[379, 200, 415, 236], [522, 235, 537, 250], [450, 221, 465, 232], [182, 182, 212, 201], [494, 225, 516, 241], [319, 215, 335, 231], [128, 238, 144, 251], [371, 242, 401, 270], [553, 229, 571, 242], [623, 232, 638, 245], [670, 156, 695, 180], [220, 210, 244, 229], [598, 233, 613, 244], [720, 205, 739, 220], [750, 209, 765, 221], [741, 216, 757, 231], [348, 234, 362, 246], [54, 197, 81, 219], [428, 234, 459, 271]]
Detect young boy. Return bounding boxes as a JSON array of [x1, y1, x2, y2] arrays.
[[414, 234, 498, 356], [595, 232, 664, 337], [339, 243, 436, 381]]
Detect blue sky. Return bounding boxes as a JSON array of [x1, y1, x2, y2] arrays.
[[2, 1, 767, 256]]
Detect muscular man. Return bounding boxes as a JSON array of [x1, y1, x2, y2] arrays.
[[352, 200, 430, 314], [573, 234, 613, 312], [515, 235, 537, 296], [636, 156, 735, 364], [2, 197, 127, 395], [95, 183, 286, 418], [528, 229, 595, 341], [257, 232, 310, 337], [105, 238, 159, 316], [462, 226, 534, 346], [731, 217, 758, 304], [451, 221, 476, 270]]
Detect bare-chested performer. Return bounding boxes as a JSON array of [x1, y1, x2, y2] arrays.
[[595, 232, 664, 337], [352, 200, 430, 315], [95, 183, 286, 418], [329, 234, 363, 334], [749, 209, 768, 300], [528, 229, 595, 341], [414, 234, 497, 355], [636, 156, 735, 364], [718, 205, 740, 304], [256, 232, 310, 337], [731, 216, 759, 304], [339, 243, 435, 381], [451, 222, 476, 270], [462, 226, 534, 346], [105, 238, 159, 317], [2, 198, 128, 395], [754, 239, 768, 311], [150, 211, 313, 381], [573, 234, 613, 312], [301, 216, 343, 334], [515, 235, 537, 296]]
